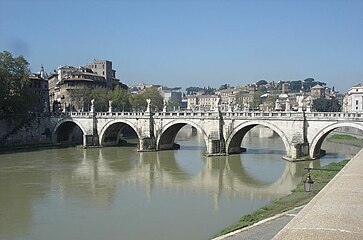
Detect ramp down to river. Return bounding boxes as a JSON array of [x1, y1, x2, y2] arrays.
[[273, 148, 363, 240]]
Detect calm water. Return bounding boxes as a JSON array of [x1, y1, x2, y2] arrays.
[[0, 127, 360, 240]]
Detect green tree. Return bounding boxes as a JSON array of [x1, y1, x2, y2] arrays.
[[263, 94, 278, 110], [112, 86, 131, 111], [256, 80, 268, 86], [167, 99, 179, 111], [250, 91, 262, 110], [0, 51, 33, 114], [289, 80, 303, 92], [131, 88, 163, 111], [90, 88, 110, 111], [313, 98, 341, 112], [218, 84, 229, 90], [69, 87, 91, 111], [203, 86, 215, 95]]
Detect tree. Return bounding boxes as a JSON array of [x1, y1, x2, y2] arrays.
[[250, 91, 263, 110], [69, 87, 91, 111], [289, 80, 302, 92], [0, 51, 33, 114], [313, 98, 341, 112], [256, 80, 268, 86], [167, 99, 179, 111], [90, 88, 110, 112], [186, 86, 203, 95], [262, 94, 278, 110], [131, 88, 163, 111], [112, 86, 132, 111], [203, 86, 215, 95], [218, 84, 229, 90]]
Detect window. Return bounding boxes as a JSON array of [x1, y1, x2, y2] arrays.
[[356, 100, 359, 105]]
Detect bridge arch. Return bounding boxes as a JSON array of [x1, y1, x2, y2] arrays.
[[98, 119, 141, 147], [226, 120, 290, 157], [156, 119, 209, 151], [310, 122, 363, 159], [53, 118, 87, 145]]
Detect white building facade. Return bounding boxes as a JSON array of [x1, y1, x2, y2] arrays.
[[343, 84, 363, 112]]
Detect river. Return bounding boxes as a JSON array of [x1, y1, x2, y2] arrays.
[[0, 126, 360, 240]]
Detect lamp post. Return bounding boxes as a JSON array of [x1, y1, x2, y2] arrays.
[[303, 169, 314, 192], [303, 167, 340, 192]]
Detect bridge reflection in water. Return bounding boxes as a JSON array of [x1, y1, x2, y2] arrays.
[[0, 126, 360, 240]]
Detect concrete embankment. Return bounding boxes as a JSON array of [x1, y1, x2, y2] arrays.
[[273, 148, 363, 240]]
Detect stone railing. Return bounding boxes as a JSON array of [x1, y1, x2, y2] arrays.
[[47, 110, 363, 121]]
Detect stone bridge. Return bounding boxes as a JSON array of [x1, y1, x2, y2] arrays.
[[48, 108, 363, 161]]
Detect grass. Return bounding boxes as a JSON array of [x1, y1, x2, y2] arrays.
[[327, 134, 363, 147], [217, 159, 349, 237]]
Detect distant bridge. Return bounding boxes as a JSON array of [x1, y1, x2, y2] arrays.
[[47, 109, 363, 160]]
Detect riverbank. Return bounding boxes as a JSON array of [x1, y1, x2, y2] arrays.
[[327, 133, 363, 147], [215, 159, 348, 238]]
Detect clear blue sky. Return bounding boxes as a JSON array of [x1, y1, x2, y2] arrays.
[[1, 0, 362, 93]]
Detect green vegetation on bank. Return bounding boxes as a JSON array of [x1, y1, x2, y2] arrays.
[[217, 159, 349, 237], [327, 134, 363, 147]]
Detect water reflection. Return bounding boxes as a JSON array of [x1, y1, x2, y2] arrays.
[[0, 126, 360, 240]]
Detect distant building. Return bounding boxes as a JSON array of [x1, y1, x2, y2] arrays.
[[27, 65, 49, 112], [162, 89, 182, 108], [187, 95, 198, 110], [343, 84, 363, 112], [48, 59, 124, 112], [128, 83, 160, 94], [85, 60, 120, 89], [310, 84, 325, 99], [281, 83, 289, 94], [215, 88, 238, 110], [187, 95, 218, 111], [198, 95, 218, 110]]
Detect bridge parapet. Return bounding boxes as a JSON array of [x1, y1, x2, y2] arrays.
[[96, 111, 148, 119], [305, 112, 363, 120], [153, 110, 220, 119], [222, 111, 304, 120]]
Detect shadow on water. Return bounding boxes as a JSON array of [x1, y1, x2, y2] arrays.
[[243, 148, 286, 155]]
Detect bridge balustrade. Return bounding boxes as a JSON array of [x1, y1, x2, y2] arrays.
[[307, 112, 363, 119]]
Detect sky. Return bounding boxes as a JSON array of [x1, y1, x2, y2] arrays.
[[0, 0, 362, 93]]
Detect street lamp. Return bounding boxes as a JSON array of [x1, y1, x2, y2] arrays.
[[303, 169, 314, 192], [303, 167, 340, 192]]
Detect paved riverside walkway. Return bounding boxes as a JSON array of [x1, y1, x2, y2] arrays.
[[213, 206, 303, 240], [273, 148, 363, 240], [215, 148, 363, 240]]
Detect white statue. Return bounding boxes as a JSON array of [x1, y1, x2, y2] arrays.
[[285, 98, 291, 111], [305, 96, 312, 112], [146, 98, 151, 112], [163, 99, 167, 112], [215, 97, 220, 108], [90, 99, 95, 112], [275, 99, 281, 111], [297, 95, 304, 108], [305, 96, 312, 107], [108, 100, 113, 113]]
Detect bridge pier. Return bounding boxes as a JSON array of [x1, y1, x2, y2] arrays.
[[287, 142, 309, 160], [83, 134, 99, 147], [138, 137, 156, 151], [206, 139, 226, 156]]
